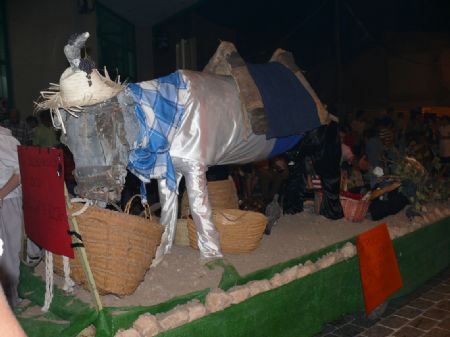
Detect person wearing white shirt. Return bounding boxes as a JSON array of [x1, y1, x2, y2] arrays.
[[0, 126, 24, 307]]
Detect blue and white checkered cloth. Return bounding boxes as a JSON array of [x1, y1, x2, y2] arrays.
[[127, 71, 187, 191]]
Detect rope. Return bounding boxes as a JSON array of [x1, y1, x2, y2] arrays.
[[42, 251, 54, 312], [50, 197, 91, 296], [62, 256, 75, 293], [215, 209, 248, 222], [70, 198, 93, 216]]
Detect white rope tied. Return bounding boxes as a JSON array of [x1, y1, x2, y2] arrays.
[[62, 256, 75, 293], [59, 198, 92, 294], [40, 198, 93, 312], [70, 198, 93, 216], [42, 251, 54, 312]]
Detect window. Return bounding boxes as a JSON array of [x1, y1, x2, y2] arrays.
[[176, 38, 197, 70], [0, 0, 12, 120], [97, 2, 136, 82]]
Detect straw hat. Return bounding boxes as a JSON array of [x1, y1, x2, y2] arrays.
[[35, 67, 123, 133], [59, 67, 123, 107], [35, 32, 124, 133], [37, 67, 123, 111]]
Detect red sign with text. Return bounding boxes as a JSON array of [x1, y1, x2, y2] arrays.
[[18, 146, 74, 258], [357, 223, 403, 315]]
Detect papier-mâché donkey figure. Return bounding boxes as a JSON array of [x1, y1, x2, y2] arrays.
[[37, 32, 342, 266]]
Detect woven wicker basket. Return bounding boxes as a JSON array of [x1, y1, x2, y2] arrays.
[[314, 191, 369, 222], [187, 209, 267, 253], [54, 202, 163, 295], [181, 178, 239, 218]]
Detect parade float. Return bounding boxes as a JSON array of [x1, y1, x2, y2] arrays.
[[15, 33, 450, 337]]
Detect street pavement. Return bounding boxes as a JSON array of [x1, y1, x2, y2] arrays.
[[314, 265, 450, 337]]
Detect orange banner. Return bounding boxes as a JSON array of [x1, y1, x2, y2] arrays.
[[357, 223, 403, 315]]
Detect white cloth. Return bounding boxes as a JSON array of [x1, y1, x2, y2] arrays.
[[153, 157, 222, 266], [0, 197, 23, 306], [0, 126, 21, 200]]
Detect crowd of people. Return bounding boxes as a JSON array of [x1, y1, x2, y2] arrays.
[[231, 107, 450, 212], [1, 108, 59, 148], [338, 108, 450, 192]]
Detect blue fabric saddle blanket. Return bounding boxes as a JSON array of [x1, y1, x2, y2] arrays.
[[247, 62, 321, 140]]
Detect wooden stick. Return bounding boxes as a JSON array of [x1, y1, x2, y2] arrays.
[[64, 184, 103, 312]]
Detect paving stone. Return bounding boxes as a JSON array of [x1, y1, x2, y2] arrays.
[[332, 315, 355, 327], [423, 308, 450, 321], [434, 274, 450, 282], [333, 324, 364, 337], [364, 325, 394, 337], [416, 286, 434, 296], [317, 269, 450, 337], [421, 285, 435, 293], [409, 298, 436, 310], [379, 315, 409, 329], [436, 300, 450, 312], [315, 323, 337, 335], [352, 316, 379, 328], [395, 306, 423, 319], [381, 305, 398, 318], [422, 291, 446, 302], [391, 294, 419, 309], [409, 316, 439, 331], [422, 327, 450, 337], [394, 325, 426, 337], [433, 285, 450, 295], [437, 317, 450, 330], [427, 275, 447, 288]]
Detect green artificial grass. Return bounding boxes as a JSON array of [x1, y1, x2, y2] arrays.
[[17, 217, 450, 337]]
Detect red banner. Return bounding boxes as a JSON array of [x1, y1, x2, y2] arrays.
[[18, 146, 74, 258], [357, 223, 403, 315]]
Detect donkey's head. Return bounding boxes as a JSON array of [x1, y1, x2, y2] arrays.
[[37, 32, 136, 202], [60, 92, 138, 203]]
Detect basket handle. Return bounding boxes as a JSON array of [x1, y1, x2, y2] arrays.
[[215, 209, 248, 222], [124, 194, 153, 221]]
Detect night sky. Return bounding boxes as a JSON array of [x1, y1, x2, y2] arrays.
[[191, 0, 450, 68]]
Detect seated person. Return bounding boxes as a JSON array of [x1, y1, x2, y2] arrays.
[[255, 156, 289, 204], [32, 110, 59, 147]]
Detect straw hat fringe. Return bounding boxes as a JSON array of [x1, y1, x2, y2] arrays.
[[35, 67, 124, 133]]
